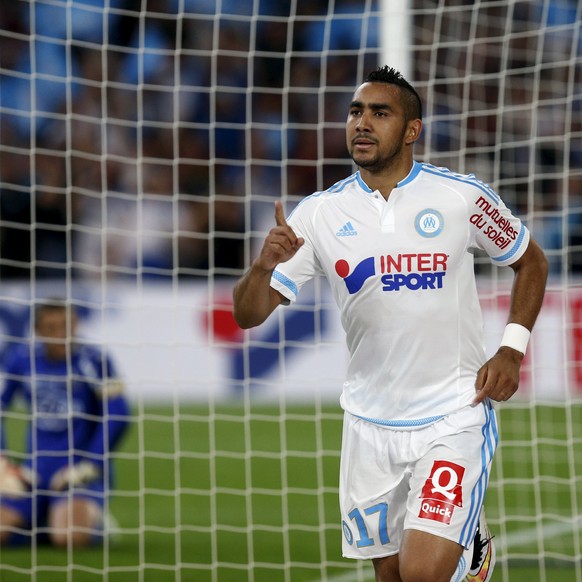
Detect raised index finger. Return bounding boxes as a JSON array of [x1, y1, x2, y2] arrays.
[[274, 200, 288, 227]]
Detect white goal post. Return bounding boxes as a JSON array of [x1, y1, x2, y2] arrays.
[[0, 2, 581, 582], [379, 0, 412, 80]]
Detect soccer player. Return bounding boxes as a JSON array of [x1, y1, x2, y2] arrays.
[[0, 300, 131, 548], [232, 66, 548, 582]]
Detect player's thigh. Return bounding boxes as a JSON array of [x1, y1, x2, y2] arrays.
[[372, 530, 463, 582], [399, 528, 463, 582]]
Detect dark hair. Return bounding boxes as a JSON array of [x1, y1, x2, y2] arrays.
[[365, 66, 422, 121]]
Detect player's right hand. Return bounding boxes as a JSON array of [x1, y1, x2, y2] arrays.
[[0, 456, 36, 497], [256, 201, 304, 271]]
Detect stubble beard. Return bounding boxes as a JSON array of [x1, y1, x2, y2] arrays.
[[349, 127, 407, 174]]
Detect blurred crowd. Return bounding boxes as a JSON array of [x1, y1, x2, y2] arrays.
[[0, 0, 579, 281], [413, 0, 582, 274]]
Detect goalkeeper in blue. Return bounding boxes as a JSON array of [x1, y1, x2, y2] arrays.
[[233, 66, 548, 582], [0, 300, 131, 548]]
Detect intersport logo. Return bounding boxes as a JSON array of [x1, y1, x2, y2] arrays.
[[335, 252, 448, 294]]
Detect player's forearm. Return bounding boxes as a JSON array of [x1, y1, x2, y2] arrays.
[[232, 260, 281, 329]]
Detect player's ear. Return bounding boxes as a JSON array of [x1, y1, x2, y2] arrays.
[[405, 119, 422, 145]]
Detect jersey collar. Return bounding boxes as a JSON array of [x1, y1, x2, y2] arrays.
[[355, 171, 374, 193], [355, 160, 423, 194], [396, 160, 422, 187]]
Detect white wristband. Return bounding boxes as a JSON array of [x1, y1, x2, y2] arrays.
[[499, 323, 530, 355]]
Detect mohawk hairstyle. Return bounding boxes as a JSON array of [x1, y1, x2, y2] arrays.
[[365, 65, 423, 121]]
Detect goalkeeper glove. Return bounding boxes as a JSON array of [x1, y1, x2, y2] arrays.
[[0, 456, 37, 497], [49, 460, 101, 491]]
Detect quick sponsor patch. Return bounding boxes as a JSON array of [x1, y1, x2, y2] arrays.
[[419, 460, 465, 525]]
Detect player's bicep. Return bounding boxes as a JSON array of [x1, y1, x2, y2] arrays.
[[267, 287, 287, 307], [507, 237, 546, 273]]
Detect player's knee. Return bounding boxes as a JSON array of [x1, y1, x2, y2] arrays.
[[49, 497, 103, 548], [0, 506, 26, 545], [372, 555, 401, 581], [50, 528, 95, 548], [399, 560, 452, 582], [0, 529, 13, 545], [372, 553, 456, 582]]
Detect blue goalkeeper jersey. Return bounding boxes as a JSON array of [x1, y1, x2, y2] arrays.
[[0, 341, 130, 477]]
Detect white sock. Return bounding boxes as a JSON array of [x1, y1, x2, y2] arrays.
[[450, 540, 473, 582]]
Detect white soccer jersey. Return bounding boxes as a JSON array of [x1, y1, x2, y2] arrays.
[[270, 161, 530, 426]]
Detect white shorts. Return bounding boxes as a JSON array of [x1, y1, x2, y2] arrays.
[[339, 400, 498, 560]]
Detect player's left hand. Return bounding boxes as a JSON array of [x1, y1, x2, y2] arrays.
[[49, 461, 101, 491], [473, 346, 524, 404]]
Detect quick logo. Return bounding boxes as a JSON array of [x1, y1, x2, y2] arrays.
[[418, 460, 465, 525], [335, 253, 448, 295]]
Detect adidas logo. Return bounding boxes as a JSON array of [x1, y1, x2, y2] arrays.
[[336, 221, 358, 237]]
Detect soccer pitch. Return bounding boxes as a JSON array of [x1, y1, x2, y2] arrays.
[[1, 403, 580, 581]]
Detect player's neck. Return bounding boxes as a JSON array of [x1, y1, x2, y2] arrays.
[[358, 158, 414, 200]]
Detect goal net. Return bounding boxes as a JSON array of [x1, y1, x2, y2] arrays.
[[0, 1, 580, 581]]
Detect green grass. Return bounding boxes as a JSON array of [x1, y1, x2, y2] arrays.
[[1, 403, 581, 581]]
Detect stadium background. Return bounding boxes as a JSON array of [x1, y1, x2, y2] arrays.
[[0, 1, 581, 581]]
